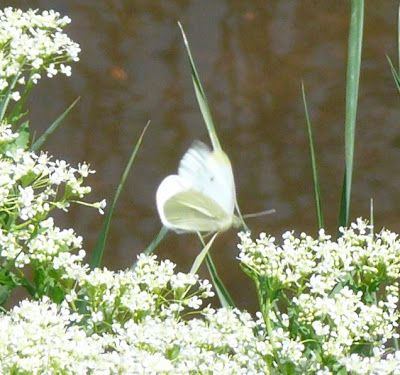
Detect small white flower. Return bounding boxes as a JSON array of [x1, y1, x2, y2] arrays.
[[11, 91, 21, 101], [94, 199, 106, 215]]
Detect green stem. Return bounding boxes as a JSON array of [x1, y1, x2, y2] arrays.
[[339, 0, 364, 227], [143, 226, 169, 256]]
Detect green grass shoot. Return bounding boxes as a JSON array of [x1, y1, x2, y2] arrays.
[[197, 234, 235, 308], [386, 4, 400, 94], [178, 22, 222, 153], [178, 22, 248, 231], [339, 0, 364, 228], [387, 55, 400, 94], [205, 253, 235, 308], [143, 226, 169, 256], [301, 82, 324, 230], [190, 233, 218, 275], [31, 97, 80, 152], [89, 121, 150, 269], [0, 73, 20, 122]]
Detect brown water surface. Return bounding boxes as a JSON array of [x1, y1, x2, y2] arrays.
[[5, 0, 400, 310]]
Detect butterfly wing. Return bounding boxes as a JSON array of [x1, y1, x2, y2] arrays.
[[178, 141, 236, 216], [156, 174, 232, 233]]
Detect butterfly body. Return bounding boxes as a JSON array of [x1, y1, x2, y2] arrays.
[[156, 141, 239, 233]]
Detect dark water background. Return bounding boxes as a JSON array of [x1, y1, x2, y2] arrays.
[[4, 0, 400, 310]]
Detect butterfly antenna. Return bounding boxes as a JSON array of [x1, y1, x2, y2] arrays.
[[243, 208, 276, 219]]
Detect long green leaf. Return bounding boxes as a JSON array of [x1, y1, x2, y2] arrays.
[[190, 233, 218, 275], [197, 234, 235, 308], [339, 0, 364, 228], [143, 225, 169, 256], [205, 253, 235, 308], [178, 22, 222, 153], [178, 22, 248, 230], [131, 226, 169, 270], [386, 5, 400, 95], [301, 82, 324, 229], [89, 121, 151, 269], [31, 97, 80, 152], [398, 3, 400, 71], [386, 55, 400, 94], [0, 73, 20, 123]]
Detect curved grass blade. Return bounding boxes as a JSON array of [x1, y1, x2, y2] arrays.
[[339, 0, 364, 228], [0, 73, 21, 122], [398, 3, 400, 71], [301, 82, 324, 229], [387, 55, 400, 93], [31, 97, 80, 152], [190, 232, 218, 275], [143, 225, 169, 256], [197, 234, 235, 308], [178, 22, 222, 153], [205, 253, 235, 308], [131, 225, 170, 270], [387, 6, 400, 94], [178, 22, 248, 230], [89, 121, 151, 269]]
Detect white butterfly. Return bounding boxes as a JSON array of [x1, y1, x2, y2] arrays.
[[156, 141, 241, 233]]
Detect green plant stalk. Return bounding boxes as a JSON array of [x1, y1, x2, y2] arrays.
[[301, 82, 324, 229], [31, 97, 80, 151], [197, 234, 235, 308], [386, 55, 400, 94], [255, 279, 274, 371], [339, 0, 364, 228], [398, 3, 400, 71], [387, 4, 400, 94], [143, 226, 169, 256], [178, 22, 247, 230], [131, 226, 170, 270], [89, 121, 150, 269], [0, 73, 21, 122], [190, 233, 218, 275], [178, 22, 221, 153], [205, 253, 235, 308]]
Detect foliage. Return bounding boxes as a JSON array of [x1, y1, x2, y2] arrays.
[[1, 5, 400, 375]]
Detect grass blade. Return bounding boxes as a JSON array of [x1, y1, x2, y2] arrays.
[[178, 22, 248, 230], [398, 3, 400, 71], [89, 121, 151, 269], [197, 234, 235, 308], [205, 253, 235, 308], [386, 6, 400, 94], [301, 82, 324, 229], [386, 55, 400, 94], [31, 97, 80, 152], [339, 0, 364, 228], [131, 226, 169, 270], [190, 233, 218, 275], [143, 225, 169, 256], [0, 73, 20, 123], [178, 22, 222, 153]]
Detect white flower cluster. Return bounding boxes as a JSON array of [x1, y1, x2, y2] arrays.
[[238, 219, 400, 373], [0, 256, 271, 374], [340, 350, 400, 374], [0, 122, 17, 143], [0, 7, 80, 99], [74, 254, 215, 330], [0, 298, 106, 374], [0, 125, 104, 283], [238, 218, 400, 291]]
